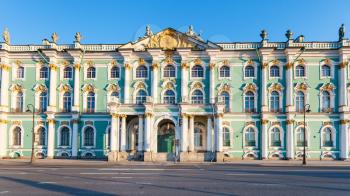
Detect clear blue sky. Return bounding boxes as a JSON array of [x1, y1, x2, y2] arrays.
[[1, 0, 349, 44]]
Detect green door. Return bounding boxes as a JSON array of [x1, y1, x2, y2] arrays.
[[158, 133, 175, 153]]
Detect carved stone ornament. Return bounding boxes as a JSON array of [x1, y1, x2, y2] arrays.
[[14, 60, 22, 66], [124, 63, 131, 69], [139, 58, 146, 65], [51, 32, 59, 43], [321, 83, 335, 92], [136, 82, 146, 89], [296, 83, 309, 91], [165, 55, 173, 64], [339, 61, 348, 69], [194, 58, 202, 65], [0, 119, 9, 124], [11, 84, 23, 92], [2, 28, 10, 44], [147, 29, 194, 50], [61, 60, 70, 67], [323, 58, 331, 65], [286, 119, 294, 125], [261, 119, 269, 125], [165, 82, 174, 89], [262, 62, 268, 69], [1, 64, 10, 71], [297, 58, 305, 65], [272, 59, 280, 65], [323, 121, 332, 126], [286, 62, 293, 70], [82, 84, 95, 92], [85, 121, 93, 125], [209, 63, 216, 69], [49, 64, 58, 71], [193, 82, 203, 89], [247, 59, 254, 65], [270, 83, 282, 92], [75, 32, 82, 43], [107, 84, 120, 92], [73, 63, 81, 70], [152, 62, 159, 69], [244, 83, 257, 93], [12, 120, 21, 125], [223, 59, 229, 65], [47, 119, 56, 124], [220, 83, 231, 92], [339, 119, 349, 125], [245, 121, 255, 126], [86, 60, 94, 67], [181, 62, 189, 69], [60, 84, 72, 92], [35, 84, 47, 93], [111, 60, 117, 66]]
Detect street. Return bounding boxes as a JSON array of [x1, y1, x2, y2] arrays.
[[0, 162, 350, 196]]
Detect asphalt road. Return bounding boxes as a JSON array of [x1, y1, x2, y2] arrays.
[[0, 163, 350, 196]]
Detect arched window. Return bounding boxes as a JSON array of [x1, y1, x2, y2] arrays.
[[296, 127, 306, 147], [87, 67, 96, 79], [106, 127, 111, 147], [39, 92, 48, 112], [322, 91, 331, 112], [194, 127, 203, 147], [270, 127, 281, 146], [270, 91, 279, 112], [322, 128, 333, 147], [17, 66, 24, 79], [110, 66, 120, 79], [191, 90, 204, 104], [220, 66, 230, 77], [13, 127, 22, 146], [60, 127, 70, 146], [15, 92, 23, 112], [163, 65, 175, 77], [296, 91, 305, 112], [136, 65, 147, 78], [191, 65, 204, 78], [321, 65, 331, 77], [63, 92, 72, 112], [270, 65, 280, 77], [84, 127, 94, 146], [295, 65, 305, 77], [39, 67, 48, 79], [223, 127, 230, 147], [37, 127, 46, 146], [244, 66, 254, 77], [86, 92, 95, 113], [220, 91, 230, 112], [63, 67, 73, 79], [245, 127, 256, 146], [245, 91, 255, 112], [163, 90, 175, 104], [136, 89, 147, 104]]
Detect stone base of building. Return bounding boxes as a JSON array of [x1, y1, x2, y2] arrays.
[[179, 152, 206, 162], [144, 152, 177, 162], [107, 151, 129, 162], [215, 152, 224, 162]]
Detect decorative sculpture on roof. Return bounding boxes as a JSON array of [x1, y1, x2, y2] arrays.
[[260, 30, 268, 41], [2, 28, 10, 44], [147, 29, 194, 50], [144, 25, 153, 37], [339, 24, 345, 41], [51, 32, 59, 43], [186, 25, 202, 40], [285, 29, 293, 40], [75, 32, 82, 43]]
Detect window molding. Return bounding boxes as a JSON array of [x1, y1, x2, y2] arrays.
[[57, 125, 72, 147], [267, 83, 284, 112], [60, 65, 73, 80], [218, 61, 231, 80], [160, 62, 177, 79], [293, 60, 308, 79], [319, 59, 334, 79], [268, 60, 283, 80], [36, 64, 49, 81], [34, 125, 47, 147], [320, 125, 336, 148], [133, 81, 148, 104], [189, 60, 206, 80], [294, 125, 310, 148], [242, 125, 258, 148], [81, 125, 96, 148], [108, 61, 121, 80], [243, 60, 257, 80], [9, 125, 24, 148], [133, 63, 150, 80], [268, 125, 284, 147]]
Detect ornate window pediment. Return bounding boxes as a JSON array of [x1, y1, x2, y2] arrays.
[[33, 84, 48, 93], [294, 82, 310, 91], [242, 83, 258, 93], [81, 84, 95, 93], [217, 83, 231, 94], [133, 81, 147, 90], [9, 84, 23, 92], [320, 83, 336, 92], [161, 80, 176, 90], [268, 83, 284, 92], [58, 83, 73, 92], [190, 81, 205, 90], [106, 84, 120, 92]]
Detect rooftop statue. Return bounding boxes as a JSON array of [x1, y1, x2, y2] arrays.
[[75, 32, 82, 43], [2, 28, 10, 44], [186, 25, 203, 41], [144, 25, 153, 37], [339, 24, 345, 41], [51, 32, 59, 43]]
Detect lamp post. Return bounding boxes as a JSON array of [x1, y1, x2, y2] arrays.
[[26, 104, 35, 164], [303, 104, 311, 165]]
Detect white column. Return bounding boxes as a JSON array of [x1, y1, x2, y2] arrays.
[[124, 64, 130, 104], [261, 120, 268, 159], [181, 64, 188, 102], [286, 119, 294, 159], [137, 115, 144, 152], [0, 65, 10, 111], [286, 61, 294, 112], [110, 114, 119, 152], [181, 114, 188, 152], [120, 115, 127, 151], [339, 61, 348, 112], [73, 64, 80, 111], [0, 120, 8, 157], [152, 64, 158, 103], [48, 64, 58, 111], [261, 64, 268, 112], [340, 120, 349, 160], [207, 117, 213, 152], [215, 114, 223, 152], [188, 115, 194, 152], [47, 119, 55, 158], [209, 64, 215, 104], [71, 119, 79, 157], [144, 113, 151, 152]]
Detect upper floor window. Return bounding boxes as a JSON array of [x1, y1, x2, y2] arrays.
[[321, 91, 331, 112], [270, 127, 281, 147], [295, 91, 305, 112], [64, 67, 73, 79], [110, 66, 120, 79], [191, 90, 204, 104], [163, 90, 175, 104], [63, 92, 72, 112], [87, 67, 96, 79], [244, 66, 254, 78], [136, 65, 148, 79], [223, 127, 230, 147], [15, 92, 24, 112], [191, 65, 204, 78], [136, 89, 147, 104], [270, 65, 280, 77], [295, 65, 305, 77], [163, 65, 175, 77], [245, 127, 256, 147], [84, 127, 94, 147], [270, 91, 279, 112], [86, 92, 95, 113], [244, 91, 255, 112], [37, 127, 46, 146], [17, 66, 24, 79], [220, 91, 230, 112], [60, 127, 70, 146], [321, 65, 331, 77], [39, 67, 49, 79], [322, 128, 333, 147], [220, 66, 230, 78], [39, 92, 48, 113]]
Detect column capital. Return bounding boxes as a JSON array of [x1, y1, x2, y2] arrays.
[[261, 62, 268, 69], [73, 63, 81, 70], [261, 119, 269, 125], [71, 119, 80, 124], [286, 62, 294, 70], [209, 63, 216, 70], [112, 114, 120, 119], [215, 113, 224, 118], [339, 61, 348, 69], [1, 64, 10, 71], [48, 119, 56, 125], [181, 62, 189, 70], [0, 119, 8, 124], [286, 119, 295, 125], [121, 114, 127, 118], [49, 63, 58, 71], [145, 112, 154, 117], [340, 119, 350, 124]]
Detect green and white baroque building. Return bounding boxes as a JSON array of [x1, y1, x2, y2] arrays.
[[0, 25, 350, 162]]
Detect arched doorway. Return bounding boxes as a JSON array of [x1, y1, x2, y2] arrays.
[[157, 120, 175, 153]]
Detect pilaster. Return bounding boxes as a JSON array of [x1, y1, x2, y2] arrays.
[[286, 115, 295, 159], [47, 117, 56, 159], [0, 117, 8, 158], [340, 114, 349, 160]]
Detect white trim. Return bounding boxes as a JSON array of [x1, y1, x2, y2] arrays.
[[133, 63, 150, 80], [218, 63, 231, 80], [9, 124, 24, 148], [320, 125, 336, 148], [243, 61, 257, 80], [57, 125, 72, 147], [268, 125, 284, 147], [108, 63, 121, 80], [293, 63, 308, 79], [160, 88, 177, 104], [81, 125, 96, 148], [189, 87, 205, 104], [34, 125, 47, 147], [60, 65, 74, 80], [294, 125, 310, 148], [319, 60, 334, 79], [268, 61, 283, 80], [242, 89, 257, 113], [222, 125, 232, 150], [84, 64, 97, 80], [160, 62, 177, 79], [242, 125, 258, 148], [189, 61, 206, 80]]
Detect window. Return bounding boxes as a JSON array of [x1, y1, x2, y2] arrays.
[[13, 127, 22, 146], [245, 127, 256, 146], [295, 65, 305, 77], [223, 127, 230, 147], [270, 127, 281, 146], [136, 65, 147, 78], [17, 66, 24, 79], [270, 65, 280, 77], [245, 91, 255, 112], [163, 90, 175, 104], [322, 91, 331, 112], [37, 127, 46, 146], [87, 67, 96, 79], [84, 127, 94, 146], [106, 127, 111, 147], [15, 92, 23, 112], [296, 127, 306, 147], [86, 92, 95, 113], [296, 91, 305, 112], [220, 91, 230, 112], [321, 65, 331, 77], [39, 92, 48, 113], [270, 91, 279, 112], [322, 128, 333, 147], [244, 66, 254, 78], [63, 67, 73, 79], [194, 127, 203, 147], [136, 90, 147, 104], [163, 65, 175, 77], [220, 66, 230, 78], [191, 90, 204, 104], [191, 65, 204, 78], [39, 67, 48, 79], [60, 127, 70, 146], [63, 92, 72, 112], [110, 66, 120, 79]]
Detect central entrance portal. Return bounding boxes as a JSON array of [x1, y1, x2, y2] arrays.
[[157, 120, 175, 153]]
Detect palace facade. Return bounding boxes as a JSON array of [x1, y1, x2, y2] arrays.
[[0, 25, 350, 162]]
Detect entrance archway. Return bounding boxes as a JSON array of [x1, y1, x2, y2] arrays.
[[157, 120, 175, 153]]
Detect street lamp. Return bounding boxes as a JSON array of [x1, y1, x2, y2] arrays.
[[26, 104, 35, 164], [303, 104, 311, 165]]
